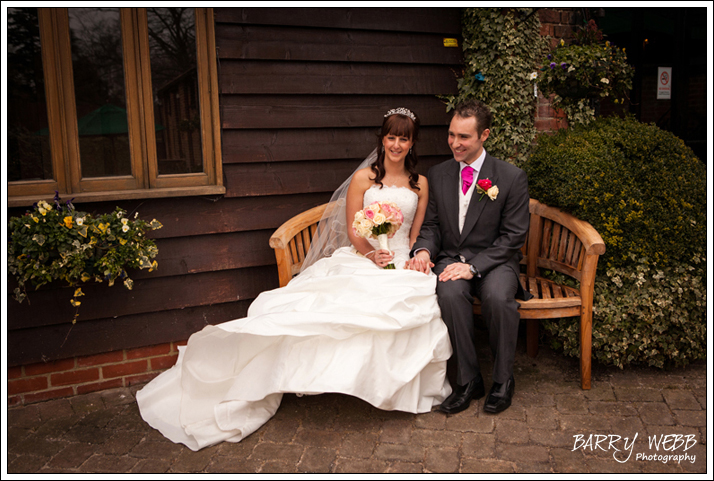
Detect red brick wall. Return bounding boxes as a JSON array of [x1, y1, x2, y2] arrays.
[[539, 8, 579, 48], [535, 8, 580, 133], [7, 340, 186, 406]]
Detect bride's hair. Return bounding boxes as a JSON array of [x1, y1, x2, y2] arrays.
[[370, 110, 421, 190]]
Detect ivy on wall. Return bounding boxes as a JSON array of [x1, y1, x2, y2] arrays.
[[444, 8, 550, 166]]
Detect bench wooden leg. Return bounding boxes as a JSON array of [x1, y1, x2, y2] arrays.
[[526, 319, 539, 358], [580, 313, 592, 390]]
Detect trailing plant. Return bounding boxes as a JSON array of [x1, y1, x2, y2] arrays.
[[8, 192, 163, 323], [443, 8, 549, 166], [526, 116, 706, 369], [538, 19, 634, 126]]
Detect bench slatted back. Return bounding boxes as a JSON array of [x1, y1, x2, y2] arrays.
[[523, 199, 605, 285], [271, 199, 604, 290]]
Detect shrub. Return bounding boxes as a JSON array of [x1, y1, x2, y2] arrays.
[[526, 116, 705, 271], [526, 116, 706, 368]]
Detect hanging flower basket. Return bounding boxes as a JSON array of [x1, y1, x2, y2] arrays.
[[538, 20, 634, 124], [7, 192, 163, 323]]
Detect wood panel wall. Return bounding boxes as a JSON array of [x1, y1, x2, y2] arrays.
[[7, 7, 463, 367]]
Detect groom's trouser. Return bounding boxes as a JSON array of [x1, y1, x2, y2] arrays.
[[434, 258, 521, 386]]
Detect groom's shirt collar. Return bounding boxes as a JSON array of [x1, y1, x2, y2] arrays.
[[459, 149, 487, 180]]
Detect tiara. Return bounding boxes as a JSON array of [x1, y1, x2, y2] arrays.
[[384, 107, 416, 122]]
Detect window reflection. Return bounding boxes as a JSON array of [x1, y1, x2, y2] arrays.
[[147, 7, 203, 175], [68, 8, 132, 178], [7, 7, 53, 182]]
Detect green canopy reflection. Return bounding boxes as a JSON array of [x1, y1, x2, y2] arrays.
[[36, 104, 163, 136]]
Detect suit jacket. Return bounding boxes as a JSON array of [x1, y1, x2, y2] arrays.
[[411, 153, 532, 300]]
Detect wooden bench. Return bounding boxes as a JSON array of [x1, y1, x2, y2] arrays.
[[269, 199, 605, 390]]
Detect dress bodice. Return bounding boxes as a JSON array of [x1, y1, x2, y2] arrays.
[[362, 184, 419, 263]]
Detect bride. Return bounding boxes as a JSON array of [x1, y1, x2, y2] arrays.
[[136, 108, 452, 451]]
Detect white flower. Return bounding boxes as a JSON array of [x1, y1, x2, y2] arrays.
[[568, 66, 575, 73], [600, 78, 610, 84], [372, 213, 387, 225], [76, 217, 84, 226], [487, 186, 499, 201], [121, 218, 129, 225], [529, 72, 538, 81], [122, 225, 130, 232]]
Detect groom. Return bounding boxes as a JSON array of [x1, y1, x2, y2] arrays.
[[407, 100, 531, 414]]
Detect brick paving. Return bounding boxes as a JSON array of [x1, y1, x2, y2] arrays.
[[5, 336, 708, 474]]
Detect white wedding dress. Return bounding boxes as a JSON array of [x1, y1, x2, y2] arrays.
[[136, 185, 452, 451]]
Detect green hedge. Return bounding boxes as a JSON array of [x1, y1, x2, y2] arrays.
[[527, 116, 705, 271], [525, 116, 706, 368]]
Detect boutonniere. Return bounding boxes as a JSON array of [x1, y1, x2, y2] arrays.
[[476, 179, 499, 201]]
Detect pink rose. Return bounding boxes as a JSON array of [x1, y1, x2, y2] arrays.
[[364, 208, 375, 220], [477, 179, 492, 191]]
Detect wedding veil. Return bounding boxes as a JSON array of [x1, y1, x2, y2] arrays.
[[299, 147, 379, 273]]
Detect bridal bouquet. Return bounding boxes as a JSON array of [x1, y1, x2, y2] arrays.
[[352, 201, 403, 269]]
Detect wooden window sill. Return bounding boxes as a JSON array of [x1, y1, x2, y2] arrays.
[[8, 185, 226, 208]]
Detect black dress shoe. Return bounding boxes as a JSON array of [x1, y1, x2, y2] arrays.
[[438, 377, 486, 414], [483, 375, 515, 414]]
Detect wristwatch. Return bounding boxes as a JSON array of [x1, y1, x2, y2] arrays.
[[469, 264, 479, 277]]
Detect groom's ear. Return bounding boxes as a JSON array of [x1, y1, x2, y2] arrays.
[[480, 128, 490, 142]]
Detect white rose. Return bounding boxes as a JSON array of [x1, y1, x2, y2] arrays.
[[360, 223, 373, 238], [372, 213, 386, 225], [487, 186, 499, 201]]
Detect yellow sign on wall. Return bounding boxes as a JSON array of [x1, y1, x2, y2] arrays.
[[443, 38, 458, 48]]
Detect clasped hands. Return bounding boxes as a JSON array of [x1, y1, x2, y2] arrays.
[[404, 251, 474, 282]]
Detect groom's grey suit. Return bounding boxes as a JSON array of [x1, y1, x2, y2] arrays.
[[411, 152, 532, 386]]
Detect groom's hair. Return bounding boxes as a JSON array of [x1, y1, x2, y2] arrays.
[[452, 100, 492, 136]]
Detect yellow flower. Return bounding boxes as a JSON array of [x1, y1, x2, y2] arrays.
[[119, 238, 128, 245], [32, 216, 39, 223], [70, 299, 81, 307], [81, 273, 91, 282], [560, 39, 565, 46], [74, 288, 85, 297], [63, 216, 73, 228]]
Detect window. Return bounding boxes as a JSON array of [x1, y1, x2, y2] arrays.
[[7, 7, 224, 207]]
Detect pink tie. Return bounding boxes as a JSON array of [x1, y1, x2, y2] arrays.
[[461, 165, 474, 194]]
